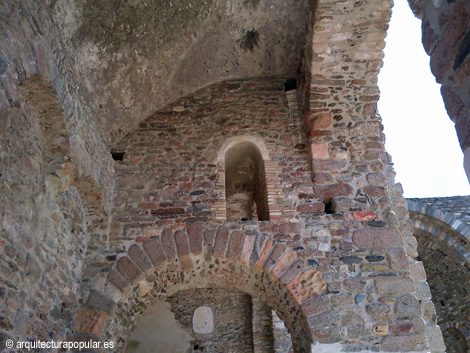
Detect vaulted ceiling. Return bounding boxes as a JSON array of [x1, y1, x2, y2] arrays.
[[50, 0, 309, 143]]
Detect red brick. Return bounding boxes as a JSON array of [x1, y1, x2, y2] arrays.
[[213, 227, 230, 256], [116, 256, 143, 285], [226, 231, 245, 260], [143, 237, 167, 266], [187, 222, 203, 254], [74, 308, 108, 336], [280, 259, 307, 285], [271, 251, 298, 279], [311, 143, 329, 159], [128, 244, 153, 273], [309, 112, 332, 130], [240, 234, 256, 264], [352, 211, 376, 221], [352, 228, 401, 249], [150, 208, 185, 215], [263, 243, 286, 271], [256, 239, 274, 269], [161, 229, 177, 260]]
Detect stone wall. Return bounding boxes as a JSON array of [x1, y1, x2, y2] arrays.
[[408, 197, 470, 352], [0, 0, 457, 352], [168, 288, 254, 353], [407, 0, 470, 182]]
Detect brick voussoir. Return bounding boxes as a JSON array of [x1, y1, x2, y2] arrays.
[[187, 221, 204, 254], [280, 259, 307, 285], [226, 230, 245, 261], [143, 237, 167, 266], [74, 308, 109, 336], [240, 234, 256, 264], [107, 269, 131, 292], [256, 239, 275, 269], [213, 226, 230, 257], [263, 243, 287, 271], [128, 244, 153, 273], [271, 250, 299, 280], [116, 256, 144, 285], [174, 230, 190, 257]]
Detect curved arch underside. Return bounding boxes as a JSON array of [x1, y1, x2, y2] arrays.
[[408, 200, 470, 352]]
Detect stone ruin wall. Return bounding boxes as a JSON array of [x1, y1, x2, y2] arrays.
[[2, 0, 469, 351], [408, 197, 470, 353]]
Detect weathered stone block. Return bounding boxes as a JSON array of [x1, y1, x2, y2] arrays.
[[313, 183, 354, 203], [307, 310, 341, 328], [74, 309, 108, 336], [395, 295, 421, 317], [301, 294, 331, 317], [375, 277, 415, 295], [352, 228, 401, 249], [85, 290, 116, 314], [366, 302, 392, 322], [381, 334, 427, 352]]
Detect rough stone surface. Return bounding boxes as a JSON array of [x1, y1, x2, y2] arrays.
[[0, 0, 455, 351]]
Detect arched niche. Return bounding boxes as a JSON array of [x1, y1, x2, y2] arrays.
[[125, 287, 288, 353], [218, 136, 270, 221]]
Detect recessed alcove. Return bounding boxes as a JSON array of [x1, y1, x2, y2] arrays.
[[224, 141, 269, 221]]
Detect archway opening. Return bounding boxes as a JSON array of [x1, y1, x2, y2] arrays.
[[225, 142, 269, 221], [125, 287, 293, 353]]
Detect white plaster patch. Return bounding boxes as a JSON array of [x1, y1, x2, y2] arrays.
[[193, 306, 214, 334]]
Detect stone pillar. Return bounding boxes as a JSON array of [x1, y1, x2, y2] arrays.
[[252, 298, 275, 353]]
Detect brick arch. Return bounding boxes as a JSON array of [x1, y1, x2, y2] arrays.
[[408, 199, 470, 262], [408, 199, 470, 351], [74, 223, 331, 352], [440, 325, 470, 353]]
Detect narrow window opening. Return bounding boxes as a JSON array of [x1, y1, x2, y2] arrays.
[[284, 78, 297, 91], [225, 142, 269, 221], [111, 149, 125, 161], [324, 200, 334, 214]]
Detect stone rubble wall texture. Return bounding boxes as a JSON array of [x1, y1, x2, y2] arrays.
[[408, 197, 470, 353], [168, 288, 254, 352], [0, 0, 466, 352]]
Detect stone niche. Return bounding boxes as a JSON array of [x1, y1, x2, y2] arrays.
[[225, 141, 270, 221], [125, 287, 291, 353]]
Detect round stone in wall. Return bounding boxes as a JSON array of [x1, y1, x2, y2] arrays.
[[192, 306, 214, 334]]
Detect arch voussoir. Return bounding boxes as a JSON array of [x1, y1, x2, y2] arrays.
[[76, 222, 326, 352]]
